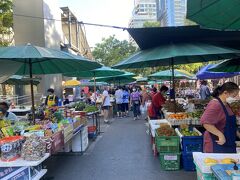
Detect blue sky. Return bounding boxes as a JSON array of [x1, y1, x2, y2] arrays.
[[58, 0, 134, 47]]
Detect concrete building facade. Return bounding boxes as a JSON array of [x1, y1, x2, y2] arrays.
[[12, 0, 92, 98], [156, 0, 187, 27]]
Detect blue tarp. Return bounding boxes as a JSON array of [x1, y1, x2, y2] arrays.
[[196, 64, 239, 80]]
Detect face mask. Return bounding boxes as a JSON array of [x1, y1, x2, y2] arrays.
[[226, 96, 237, 104], [146, 90, 150, 93], [133, 89, 136, 92]]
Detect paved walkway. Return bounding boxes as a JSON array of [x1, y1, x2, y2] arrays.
[[45, 117, 196, 180]]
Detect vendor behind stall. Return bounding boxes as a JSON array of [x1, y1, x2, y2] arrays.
[[0, 101, 18, 123], [45, 88, 58, 107], [201, 82, 239, 153]]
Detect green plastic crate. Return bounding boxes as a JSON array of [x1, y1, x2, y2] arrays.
[[195, 163, 217, 180], [155, 133, 180, 153], [159, 152, 181, 171]]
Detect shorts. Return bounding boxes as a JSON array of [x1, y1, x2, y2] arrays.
[[103, 106, 110, 110], [116, 104, 122, 112], [122, 103, 129, 112]]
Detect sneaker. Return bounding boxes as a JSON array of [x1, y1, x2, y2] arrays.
[[134, 117, 137, 121], [104, 120, 109, 123]]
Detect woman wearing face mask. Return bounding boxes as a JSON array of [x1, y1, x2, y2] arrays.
[[130, 88, 141, 120], [201, 82, 239, 153], [148, 85, 169, 119], [0, 101, 18, 124]]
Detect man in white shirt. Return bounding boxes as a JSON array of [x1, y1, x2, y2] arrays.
[[115, 86, 123, 118], [102, 87, 111, 123], [0, 101, 18, 124]]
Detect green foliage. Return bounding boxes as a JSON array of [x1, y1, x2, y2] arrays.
[[0, 0, 13, 46], [92, 35, 137, 66], [143, 21, 161, 28]]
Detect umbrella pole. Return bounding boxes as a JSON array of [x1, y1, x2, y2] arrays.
[[29, 60, 35, 124], [171, 58, 176, 112], [93, 72, 97, 106]]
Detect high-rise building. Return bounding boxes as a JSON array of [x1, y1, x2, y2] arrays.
[[129, 0, 157, 44], [156, 0, 187, 27]]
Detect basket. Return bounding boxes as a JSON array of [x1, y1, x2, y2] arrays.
[[182, 153, 196, 171], [176, 128, 203, 153], [155, 132, 180, 153], [159, 152, 181, 171]]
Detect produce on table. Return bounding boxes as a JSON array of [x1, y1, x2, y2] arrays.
[[221, 158, 237, 164], [163, 101, 185, 113], [168, 113, 188, 120], [187, 110, 203, 119], [204, 158, 218, 165], [83, 105, 98, 113], [180, 124, 199, 136], [74, 102, 86, 111], [21, 134, 46, 161], [156, 126, 176, 136]]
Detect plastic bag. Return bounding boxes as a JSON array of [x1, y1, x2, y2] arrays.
[[140, 105, 147, 115]]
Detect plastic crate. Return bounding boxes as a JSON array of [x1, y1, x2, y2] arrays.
[[176, 128, 203, 153], [182, 153, 196, 171], [195, 163, 217, 180], [159, 152, 181, 171], [155, 133, 180, 153]]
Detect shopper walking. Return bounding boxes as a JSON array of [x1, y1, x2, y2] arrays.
[[200, 80, 211, 100], [102, 87, 111, 123], [115, 86, 123, 118], [130, 88, 141, 120], [122, 87, 130, 117]]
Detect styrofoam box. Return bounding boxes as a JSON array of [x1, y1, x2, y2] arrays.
[[193, 152, 240, 174], [72, 131, 89, 152], [149, 119, 172, 138]]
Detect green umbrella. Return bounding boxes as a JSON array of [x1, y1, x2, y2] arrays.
[[209, 59, 240, 72], [0, 44, 101, 122], [91, 72, 136, 85], [113, 42, 240, 101], [187, 0, 240, 30], [148, 69, 194, 80], [64, 66, 124, 102], [2, 75, 40, 85], [113, 43, 240, 69]]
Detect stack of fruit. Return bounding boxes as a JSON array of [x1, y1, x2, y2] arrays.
[[180, 124, 199, 136], [168, 113, 188, 120]]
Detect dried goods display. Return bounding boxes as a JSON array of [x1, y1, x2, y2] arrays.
[[163, 101, 185, 113], [156, 126, 176, 136], [21, 134, 46, 161]]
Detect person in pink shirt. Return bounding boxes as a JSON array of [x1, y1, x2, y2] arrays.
[[201, 82, 239, 153]]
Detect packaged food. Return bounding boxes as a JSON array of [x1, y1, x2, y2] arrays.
[[21, 134, 46, 161], [0, 136, 24, 161]]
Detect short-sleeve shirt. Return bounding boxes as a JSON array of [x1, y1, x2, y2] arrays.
[[102, 90, 111, 107], [131, 92, 141, 101], [1, 112, 18, 122], [200, 99, 234, 153], [115, 89, 123, 104], [122, 91, 130, 103]]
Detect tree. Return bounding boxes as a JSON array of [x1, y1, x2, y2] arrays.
[[92, 35, 137, 66], [0, 0, 13, 46], [143, 21, 160, 28]]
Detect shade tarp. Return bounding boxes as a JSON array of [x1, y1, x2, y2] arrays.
[[2, 75, 40, 85], [209, 59, 240, 72], [113, 43, 240, 69], [187, 0, 240, 31], [126, 26, 240, 50], [196, 64, 239, 79], [148, 69, 194, 80], [91, 72, 136, 83]]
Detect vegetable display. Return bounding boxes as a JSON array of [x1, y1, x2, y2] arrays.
[[83, 105, 98, 113], [156, 126, 176, 136]]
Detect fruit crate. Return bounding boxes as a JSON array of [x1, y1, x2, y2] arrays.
[[176, 128, 203, 153], [155, 132, 180, 153], [182, 152, 196, 171], [88, 125, 97, 139], [159, 152, 181, 171]]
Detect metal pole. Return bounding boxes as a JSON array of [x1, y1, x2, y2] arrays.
[[29, 59, 35, 124], [93, 72, 97, 106], [171, 58, 176, 113]]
